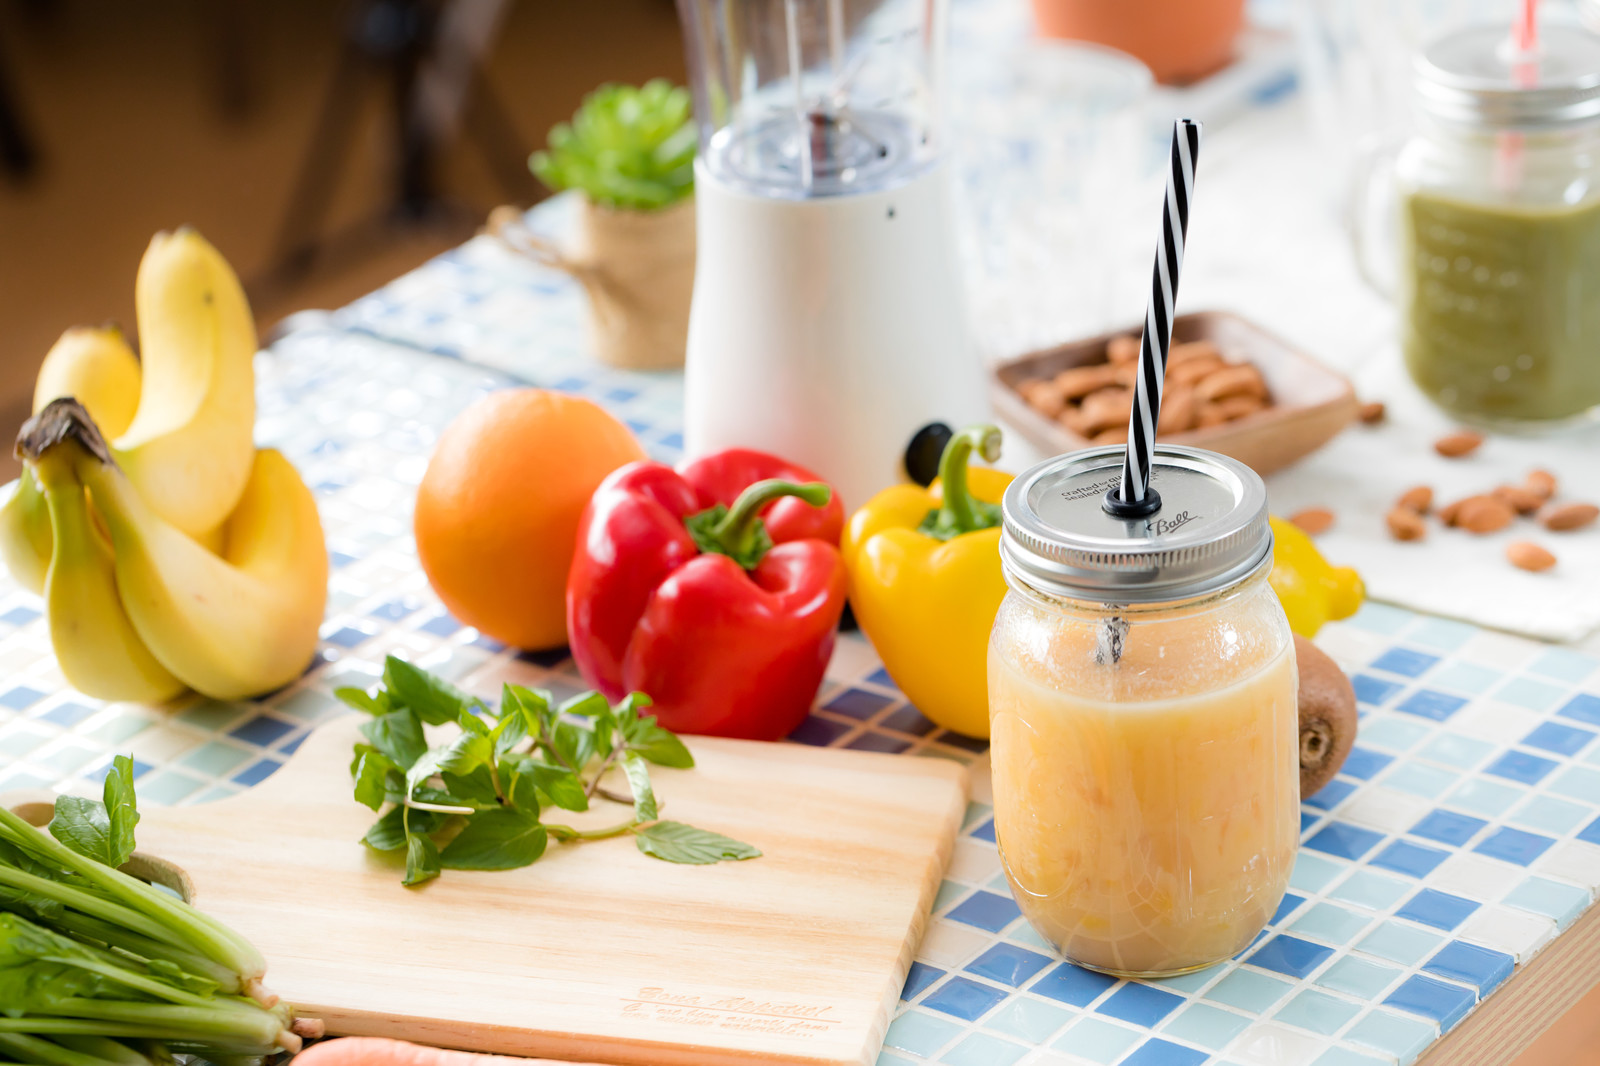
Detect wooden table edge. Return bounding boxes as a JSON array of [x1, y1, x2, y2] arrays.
[[1422, 903, 1600, 1065]]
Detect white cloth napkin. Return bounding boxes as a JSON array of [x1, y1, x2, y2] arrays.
[[1265, 353, 1600, 642]]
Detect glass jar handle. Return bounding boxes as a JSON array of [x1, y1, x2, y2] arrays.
[[1346, 134, 1403, 299]]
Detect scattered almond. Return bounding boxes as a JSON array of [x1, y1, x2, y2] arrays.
[[1358, 401, 1386, 424], [1396, 486, 1433, 514], [1195, 364, 1268, 403], [1506, 541, 1557, 572], [1386, 507, 1427, 541], [1526, 469, 1558, 500], [1540, 502, 1599, 532], [1438, 498, 1466, 526], [1434, 430, 1485, 458], [1457, 495, 1516, 534], [1290, 508, 1335, 536], [1054, 364, 1121, 401], [1492, 484, 1544, 515], [1106, 335, 1140, 364], [1079, 387, 1133, 436], [1157, 385, 1197, 436]]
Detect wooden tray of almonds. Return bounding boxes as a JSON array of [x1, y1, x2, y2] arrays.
[[992, 311, 1359, 476]]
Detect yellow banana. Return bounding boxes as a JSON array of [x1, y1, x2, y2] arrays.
[[0, 472, 53, 596], [19, 423, 185, 704], [0, 326, 145, 594], [114, 228, 257, 538], [41, 401, 328, 701], [34, 326, 142, 438]]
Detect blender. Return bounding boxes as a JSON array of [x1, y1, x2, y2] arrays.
[[675, 0, 989, 510]]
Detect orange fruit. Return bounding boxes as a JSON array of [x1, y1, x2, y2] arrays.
[[414, 389, 647, 649]]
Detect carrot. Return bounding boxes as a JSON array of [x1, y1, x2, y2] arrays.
[[293, 1037, 617, 1066]]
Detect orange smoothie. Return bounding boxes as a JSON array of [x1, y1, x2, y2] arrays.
[[988, 587, 1299, 976]]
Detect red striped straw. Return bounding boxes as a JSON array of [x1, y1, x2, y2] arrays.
[[1496, 0, 1541, 190], [1106, 119, 1202, 518]]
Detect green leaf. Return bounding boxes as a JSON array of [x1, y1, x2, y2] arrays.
[[101, 755, 139, 867], [559, 692, 612, 718], [147, 958, 221, 996], [403, 827, 441, 887], [439, 766, 500, 807], [552, 720, 596, 772], [456, 706, 491, 737], [360, 708, 426, 769], [438, 729, 494, 777], [353, 750, 400, 812], [505, 764, 542, 818], [383, 655, 473, 726], [439, 809, 548, 871], [621, 751, 658, 822], [634, 821, 762, 864], [335, 686, 388, 715], [627, 722, 694, 769], [507, 757, 586, 812], [491, 707, 529, 758], [47, 797, 115, 868], [503, 684, 553, 731], [363, 807, 444, 851]]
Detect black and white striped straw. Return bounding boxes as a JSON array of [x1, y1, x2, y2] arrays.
[[1109, 119, 1202, 516]]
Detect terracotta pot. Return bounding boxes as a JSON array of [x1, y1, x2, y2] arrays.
[[1030, 0, 1245, 85], [492, 196, 695, 371]]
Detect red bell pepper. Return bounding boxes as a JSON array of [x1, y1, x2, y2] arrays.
[[566, 449, 847, 740]]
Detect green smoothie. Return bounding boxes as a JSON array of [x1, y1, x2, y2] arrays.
[[1401, 190, 1600, 424]]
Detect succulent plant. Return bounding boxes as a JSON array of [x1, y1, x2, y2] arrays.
[[530, 79, 696, 211]]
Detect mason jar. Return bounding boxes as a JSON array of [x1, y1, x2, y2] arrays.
[[1393, 25, 1600, 426], [988, 445, 1298, 977]]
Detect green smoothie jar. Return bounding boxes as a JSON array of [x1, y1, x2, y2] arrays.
[[1392, 26, 1600, 427]]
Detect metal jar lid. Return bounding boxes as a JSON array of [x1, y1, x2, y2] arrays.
[[999, 445, 1272, 604], [1416, 24, 1600, 130]]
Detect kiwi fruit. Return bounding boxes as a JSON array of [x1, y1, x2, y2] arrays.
[[1296, 635, 1357, 798]]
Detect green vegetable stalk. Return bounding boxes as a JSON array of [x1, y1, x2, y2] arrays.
[[530, 79, 696, 210], [341, 656, 761, 887], [0, 757, 317, 1062]]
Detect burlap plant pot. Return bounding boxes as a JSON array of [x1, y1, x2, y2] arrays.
[[492, 197, 695, 371]]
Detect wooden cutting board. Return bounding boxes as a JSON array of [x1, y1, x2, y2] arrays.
[[12, 717, 968, 1066]]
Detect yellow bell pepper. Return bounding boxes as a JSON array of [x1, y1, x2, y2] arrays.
[[1268, 515, 1364, 637], [842, 425, 1013, 739]]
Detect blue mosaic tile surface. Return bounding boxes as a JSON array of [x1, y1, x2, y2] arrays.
[[1, 204, 1599, 1066]]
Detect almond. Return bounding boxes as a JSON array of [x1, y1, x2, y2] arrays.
[[1386, 507, 1427, 541], [1492, 484, 1544, 515], [1106, 335, 1140, 364], [1079, 387, 1133, 435], [1507, 541, 1557, 572], [1358, 401, 1386, 424], [1021, 380, 1066, 419], [1054, 363, 1121, 401], [1540, 502, 1599, 532], [1526, 468, 1558, 500], [1168, 340, 1222, 366], [1157, 385, 1197, 436], [1290, 507, 1335, 536], [1092, 426, 1128, 445], [1056, 406, 1090, 437], [1458, 495, 1515, 534], [1113, 362, 1139, 388], [1206, 394, 1268, 423], [1396, 486, 1433, 514], [1434, 430, 1484, 458], [1169, 354, 1226, 387], [1195, 364, 1268, 403]]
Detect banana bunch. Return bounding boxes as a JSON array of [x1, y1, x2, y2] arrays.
[[0, 230, 329, 703]]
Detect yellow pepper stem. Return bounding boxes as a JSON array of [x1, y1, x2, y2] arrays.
[[918, 425, 1003, 542]]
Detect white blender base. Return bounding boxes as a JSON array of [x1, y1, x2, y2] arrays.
[[683, 162, 990, 513]]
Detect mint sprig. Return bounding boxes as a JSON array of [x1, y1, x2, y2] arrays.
[[340, 657, 762, 887]]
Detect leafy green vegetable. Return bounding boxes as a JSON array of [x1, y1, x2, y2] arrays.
[[635, 821, 763, 865], [530, 80, 696, 210], [0, 765, 313, 1058], [348, 655, 759, 885]]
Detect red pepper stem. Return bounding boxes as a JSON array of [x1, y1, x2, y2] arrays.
[[936, 425, 1003, 534], [707, 479, 831, 560]]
